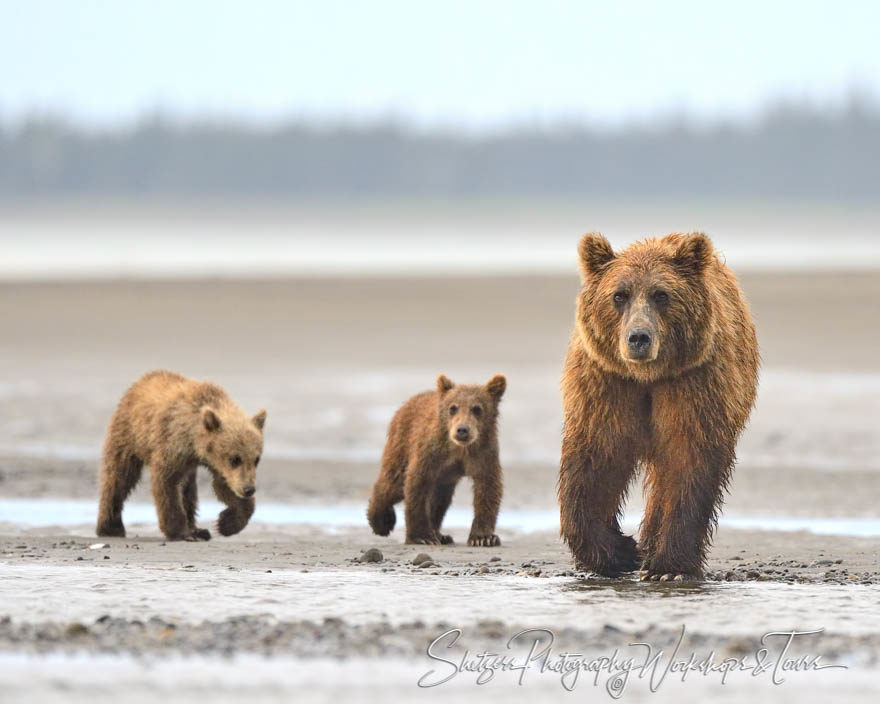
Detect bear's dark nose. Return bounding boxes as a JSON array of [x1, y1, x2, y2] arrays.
[[242, 486, 256, 498], [627, 328, 653, 358], [455, 426, 470, 441]]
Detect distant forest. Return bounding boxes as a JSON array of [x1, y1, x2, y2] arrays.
[[1, 102, 878, 198]]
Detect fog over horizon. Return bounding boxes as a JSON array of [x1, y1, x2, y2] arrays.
[[1, 96, 877, 200]]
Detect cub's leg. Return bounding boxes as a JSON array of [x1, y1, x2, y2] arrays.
[[468, 460, 502, 547], [403, 452, 440, 545], [182, 469, 211, 541], [429, 480, 458, 544], [151, 465, 193, 541], [367, 453, 405, 536], [96, 439, 143, 537], [212, 472, 255, 537]]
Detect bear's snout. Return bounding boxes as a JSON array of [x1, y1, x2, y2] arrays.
[[242, 485, 256, 498], [455, 425, 471, 442], [626, 327, 653, 359]]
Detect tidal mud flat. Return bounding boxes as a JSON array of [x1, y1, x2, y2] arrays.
[[0, 270, 878, 701], [0, 525, 878, 703]]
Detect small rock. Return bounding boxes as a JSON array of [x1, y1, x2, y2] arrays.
[[65, 623, 89, 637], [412, 553, 433, 566], [89, 543, 109, 550], [418, 561, 437, 569], [489, 556, 501, 562], [359, 548, 383, 563], [478, 566, 490, 574]]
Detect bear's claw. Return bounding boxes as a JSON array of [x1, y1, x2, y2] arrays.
[[186, 528, 212, 542], [468, 534, 500, 547], [640, 571, 698, 583]]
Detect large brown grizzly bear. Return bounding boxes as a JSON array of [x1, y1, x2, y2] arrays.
[[96, 370, 267, 541], [559, 233, 758, 580], [367, 374, 506, 546]]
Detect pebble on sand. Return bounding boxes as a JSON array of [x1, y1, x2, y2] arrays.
[[412, 553, 433, 566], [359, 548, 383, 563]]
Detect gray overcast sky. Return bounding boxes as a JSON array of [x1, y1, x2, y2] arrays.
[[2, 0, 879, 128]]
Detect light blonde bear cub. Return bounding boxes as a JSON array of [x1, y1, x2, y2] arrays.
[[96, 370, 266, 541]]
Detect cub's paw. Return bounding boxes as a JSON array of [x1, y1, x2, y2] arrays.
[[217, 508, 246, 537], [468, 534, 500, 547], [186, 528, 212, 542], [408, 537, 441, 545], [437, 534, 455, 545], [96, 520, 126, 538]]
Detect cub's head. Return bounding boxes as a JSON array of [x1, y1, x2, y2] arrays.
[[575, 232, 717, 381], [436, 374, 506, 448], [196, 406, 267, 499]]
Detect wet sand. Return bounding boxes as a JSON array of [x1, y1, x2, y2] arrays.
[[0, 271, 878, 701]]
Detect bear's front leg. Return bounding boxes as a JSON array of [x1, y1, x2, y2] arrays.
[[429, 481, 457, 544], [640, 445, 732, 581], [467, 461, 502, 547], [182, 468, 211, 541], [211, 472, 255, 536], [151, 469, 192, 541], [558, 442, 640, 576], [404, 462, 440, 545]]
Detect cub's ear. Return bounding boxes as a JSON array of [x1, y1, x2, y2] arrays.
[[672, 233, 714, 276], [437, 375, 455, 394], [252, 409, 267, 431], [486, 374, 506, 400], [578, 233, 615, 281], [201, 407, 222, 432]]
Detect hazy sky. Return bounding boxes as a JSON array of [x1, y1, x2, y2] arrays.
[[2, 0, 879, 129]]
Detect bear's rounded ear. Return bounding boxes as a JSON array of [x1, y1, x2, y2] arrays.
[[252, 409, 267, 431], [672, 233, 714, 276], [437, 375, 455, 394], [486, 374, 506, 400], [578, 233, 615, 281], [201, 407, 222, 432]]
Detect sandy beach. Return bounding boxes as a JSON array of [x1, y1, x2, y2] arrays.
[[1, 268, 878, 702]]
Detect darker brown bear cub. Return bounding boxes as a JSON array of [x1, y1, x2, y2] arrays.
[[96, 370, 267, 541], [559, 233, 758, 580], [367, 374, 506, 546]]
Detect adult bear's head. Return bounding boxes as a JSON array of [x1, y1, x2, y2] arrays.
[[574, 232, 719, 382]]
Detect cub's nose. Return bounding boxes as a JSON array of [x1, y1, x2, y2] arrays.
[[455, 426, 471, 442], [627, 328, 653, 358], [242, 486, 256, 498]]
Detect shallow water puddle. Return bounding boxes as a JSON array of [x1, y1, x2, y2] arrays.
[[2, 499, 880, 537], [0, 563, 877, 636]]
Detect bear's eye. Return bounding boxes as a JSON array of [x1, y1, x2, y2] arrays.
[[471, 406, 482, 417], [449, 405, 458, 416], [613, 291, 629, 304], [230, 455, 243, 468], [653, 290, 669, 304], [254, 456, 260, 467]]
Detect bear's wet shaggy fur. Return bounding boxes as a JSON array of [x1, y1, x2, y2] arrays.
[[559, 233, 759, 579], [96, 370, 266, 541], [367, 374, 506, 546]]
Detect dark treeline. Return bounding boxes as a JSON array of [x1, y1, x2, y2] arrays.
[[1, 102, 878, 198]]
